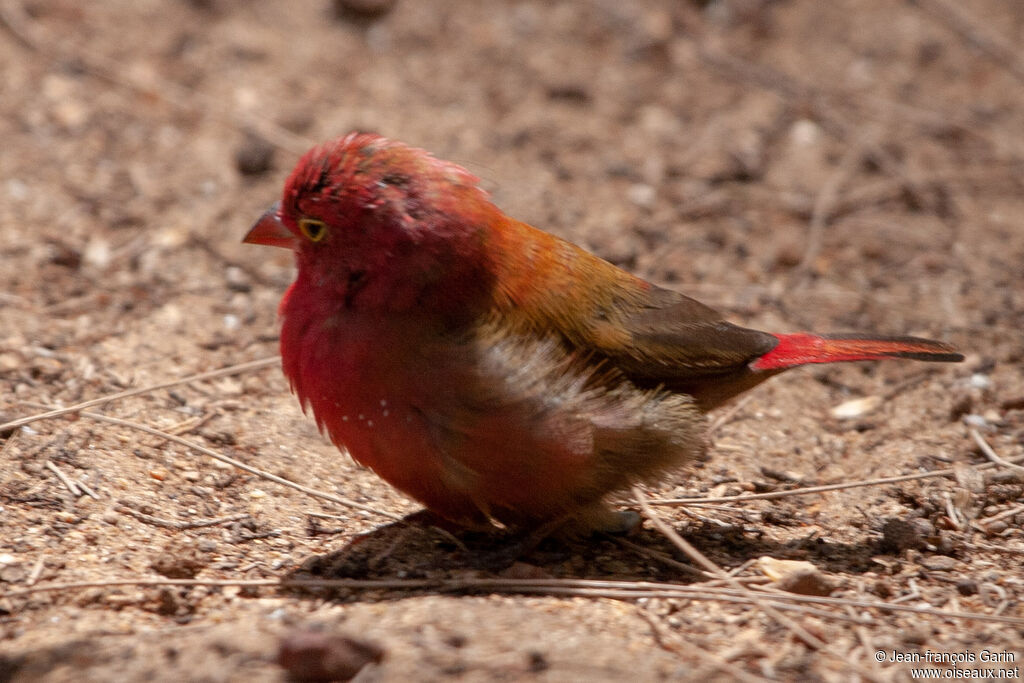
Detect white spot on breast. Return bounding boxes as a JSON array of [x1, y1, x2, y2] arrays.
[[342, 415, 349, 422], [382, 409, 389, 417], [358, 414, 364, 421], [380, 399, 388, 407], [367, 420, 374, 427]]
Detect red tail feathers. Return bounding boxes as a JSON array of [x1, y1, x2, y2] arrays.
[[750, 333, 963, 371]]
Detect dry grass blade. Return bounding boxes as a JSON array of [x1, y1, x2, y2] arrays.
[[612, 536, 713, 580], [8, 575, 1022, 627], [845, 602, 880, 676], [793, 139, 867, 282], [74, 410, 401, 521], [650, 450, 1024, 506], [977, 504, 1024, 532], [114, 505, 251, 531], [970, 428, 1024, 475], [707, 394, 755, 435], [0, 357, 280, 432], [633, 609, 775, 683], [964, 540, 1024, 556], [631, 488, 884, 680], [44, 460, 81, 497]]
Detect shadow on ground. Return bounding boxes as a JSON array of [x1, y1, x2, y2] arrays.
[[284, 509, 895, 589]]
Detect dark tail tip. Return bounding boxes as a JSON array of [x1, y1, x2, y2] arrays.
[[822, 334, 964, 363], [751, 332, 964, 371]]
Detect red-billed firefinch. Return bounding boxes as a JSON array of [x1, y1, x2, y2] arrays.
[[245, 133, 962, 532]]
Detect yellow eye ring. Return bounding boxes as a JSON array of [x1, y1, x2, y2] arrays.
[[298, 218, 327, 242]]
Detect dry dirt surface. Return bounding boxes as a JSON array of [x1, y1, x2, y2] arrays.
[[2, 1, 1024, 681]]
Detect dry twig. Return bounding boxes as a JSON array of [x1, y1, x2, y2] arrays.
[[970, 428, 1024, 476], [114, 505, 251, 531], [7, 575, 1024, 627], [977, 504, 1024, 532], [44, 461, 81, 497], [632, 486, 879, 679], [0, 357, 280, 433], [75, 410, 402, 522], [650, 449, 1024, 507]]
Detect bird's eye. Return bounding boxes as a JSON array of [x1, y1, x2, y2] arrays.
[[298, 218, 327, 242]]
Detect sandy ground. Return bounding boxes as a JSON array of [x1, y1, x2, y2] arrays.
[[1, 1, 1023, 680]]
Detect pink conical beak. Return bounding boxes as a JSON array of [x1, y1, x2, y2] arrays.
[[243, 202, 296, 249]]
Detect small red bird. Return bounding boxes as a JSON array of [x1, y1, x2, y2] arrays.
[[245, 133, 962, 532]]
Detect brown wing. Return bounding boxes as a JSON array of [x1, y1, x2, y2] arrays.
[[489, 222, 779, 410], [592, 286, 782, 411], [610, 287, 777, 372]]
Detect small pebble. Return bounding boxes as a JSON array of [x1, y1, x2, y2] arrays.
[[962, 414, 988, 429], [235, 136, 275, 176], [83, 237, 111, 269], [969, 373, 991, 390], [150, 549, 208, 579], [627, 183, 656, 208], [225, 267, 251, 293], [0, 352, 20, 372], [6, 178, 28, 200], [790, 119, 822, 146], [880, 518, 924, 552], [910, 517, 936, 538], [527, 650, 549, 672], [0, 563, 26, 583], [920, 555, 957, 571], [902, 625, 931, 646], [278, 629, 385, 682], [984, 520, 1008, 534], [758, 557, 835, 596], [776, 569, 835, 596], [831, 395, 882, 419]]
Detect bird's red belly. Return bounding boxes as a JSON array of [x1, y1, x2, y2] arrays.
[[280, 302, 613, 528], [281, 311, 495, 525]]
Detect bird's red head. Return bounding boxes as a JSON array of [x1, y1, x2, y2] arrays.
[[245, 133, 499, 315]]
